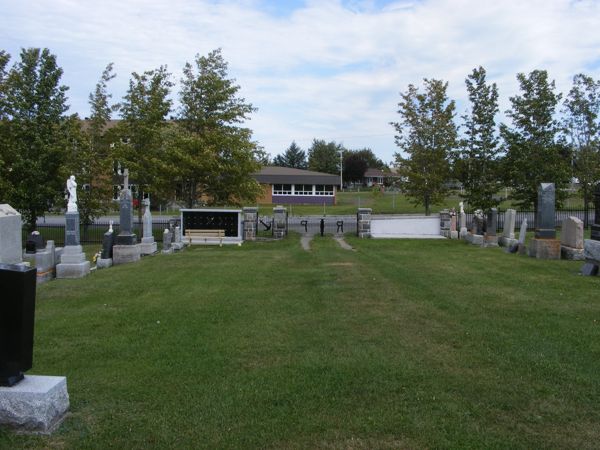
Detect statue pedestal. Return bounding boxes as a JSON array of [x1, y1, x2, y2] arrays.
[[56, 245, 90, 279]]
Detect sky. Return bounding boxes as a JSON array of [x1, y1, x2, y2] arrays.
[[2, 0, 600, 164]]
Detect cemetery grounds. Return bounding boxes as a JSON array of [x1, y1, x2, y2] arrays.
[[0, 235, 599, 448]]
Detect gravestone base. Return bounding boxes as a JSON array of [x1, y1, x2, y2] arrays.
[[96, 258, 112, 269], [161, 248, 173, 255], [528, 238, 561, 260], [466, 233, 483, 246], [483, 235, 498, 247], [499, 236, 518, 248], [56, 246, 90, 279], [171, 242, 184, 251], [140, 238, 157, 256], [560, 245, 585, 261], [0, 376, 69, 434], [450, 230, 458, 239], [459, 227, 468, 239], [34, 249, 55, 284], [112, 245, 141, 265]]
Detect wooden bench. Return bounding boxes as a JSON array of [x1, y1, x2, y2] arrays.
[[184, 229, 225, 246]]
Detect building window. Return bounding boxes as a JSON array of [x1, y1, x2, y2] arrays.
[[315, 184, 334, 196], [273, 184, 292, 195], [294, 184, 313, 195]]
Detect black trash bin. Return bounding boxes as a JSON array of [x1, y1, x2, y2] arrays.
[[0, 263, 36, 387]]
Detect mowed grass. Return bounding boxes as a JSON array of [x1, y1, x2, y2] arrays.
[[1, 236, 600, 448]]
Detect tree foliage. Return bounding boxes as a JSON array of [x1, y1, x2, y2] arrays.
[[116, 65, 174, 216], [500, 70, 571, 211], [392, 79, 457, 215], [67, 63, 118, 228], [273, 141, 307, 169], [307, 139, 343, 175], [562, 73, 600, 226], [343, 148, 385, 184], [342, 152, 369, 183], [176, 48, 262, 207], [454, 66, 501, 211], [0, 50, 11, 200], [1, 48, 69, 229]]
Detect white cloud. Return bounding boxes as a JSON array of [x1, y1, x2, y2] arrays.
[[2, 0, 600, 162]]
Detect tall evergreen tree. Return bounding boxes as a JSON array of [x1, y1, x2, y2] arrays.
[[392, 79, 457, 215], [116, 65, 173, 219], [176, 48, 262, 207], [2, 48, 69, 229], [272, 141, 307, 169], [307, 139, 343, 174], [455, 66, 500, 211], [500, 70, 571, 213], [562, 73, 600, 227]]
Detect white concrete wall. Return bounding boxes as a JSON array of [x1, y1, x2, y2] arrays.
[[370, 215, 443, 239]]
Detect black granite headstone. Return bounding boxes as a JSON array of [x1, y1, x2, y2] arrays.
[[101, 231, 115, 259], [535, 183, 556, 239], [0, 263, 36, 387], [25, 232, 45, 253]]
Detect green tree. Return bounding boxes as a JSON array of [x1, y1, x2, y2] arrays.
[[308, 139, 343, 174], [391, 79, 457, 215], [2, 48, 69, 230], [116, 65, 173, 219], [343, 148, 386, 184], [342, 151, 368, 183], [177, 48, 262, 207], [65, 63, 117, 235], [0, 50, 11, 200], [500, 70, 571, 214], [273, 141, 307, 169], [454, 66, 501, 211], [562, 73, 600, 227]]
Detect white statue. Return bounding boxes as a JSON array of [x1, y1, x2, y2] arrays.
[[66, 175, 78, 212], [459, 201, 464, 214], [109, 220, 114, 233]]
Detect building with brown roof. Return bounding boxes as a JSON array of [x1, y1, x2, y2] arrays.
[[252, 166, 341, 205]]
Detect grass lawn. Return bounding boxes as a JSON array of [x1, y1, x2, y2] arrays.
[[1, 235, 599, 448]]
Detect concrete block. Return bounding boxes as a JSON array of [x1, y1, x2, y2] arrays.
[[528, 238, 561, 260]]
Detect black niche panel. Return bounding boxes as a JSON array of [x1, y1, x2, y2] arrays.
[[182, 211, 239, 237]]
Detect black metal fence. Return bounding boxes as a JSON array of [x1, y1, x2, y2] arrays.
[[465, 208, 596, 232], [23, 219, 175, 247]]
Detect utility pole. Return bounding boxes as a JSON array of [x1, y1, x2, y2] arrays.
[[339, 149, 343, 192]]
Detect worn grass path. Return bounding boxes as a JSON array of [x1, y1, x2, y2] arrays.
[[1, 236, 599, 449]]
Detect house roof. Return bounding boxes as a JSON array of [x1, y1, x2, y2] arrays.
[[253, 166, 340, 186], [364, 168, 385, 178]]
